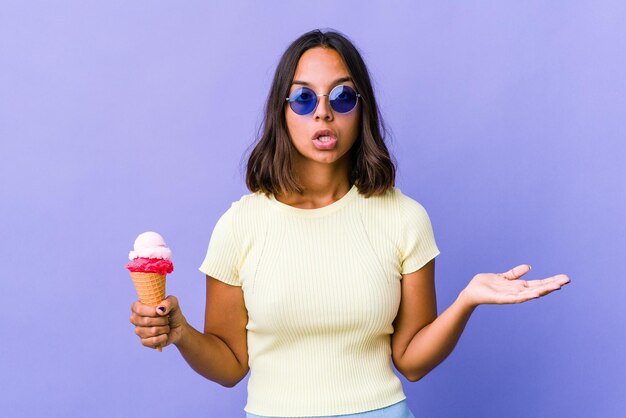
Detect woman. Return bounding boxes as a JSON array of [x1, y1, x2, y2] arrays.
[[129, 29, 570, 418]]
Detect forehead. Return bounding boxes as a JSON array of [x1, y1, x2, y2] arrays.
[[292, 47, 351, 88]]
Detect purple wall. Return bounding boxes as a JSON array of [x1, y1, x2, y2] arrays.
[[1, 1, 624, 417]]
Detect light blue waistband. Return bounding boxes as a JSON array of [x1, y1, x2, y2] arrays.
[[245, 399, 415, 418]]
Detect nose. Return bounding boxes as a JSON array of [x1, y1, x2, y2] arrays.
[[313, 94, 333, 120]]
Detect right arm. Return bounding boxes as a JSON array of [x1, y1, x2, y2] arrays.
[[130, 275, 249, 387]]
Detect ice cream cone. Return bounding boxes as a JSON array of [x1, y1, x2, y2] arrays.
[[127, 232, 173, 353], [130, 271, 166, 305], [130, 271, 166, 351]]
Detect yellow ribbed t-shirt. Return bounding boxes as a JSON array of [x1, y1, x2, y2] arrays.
[[199, 184, 440, 417]]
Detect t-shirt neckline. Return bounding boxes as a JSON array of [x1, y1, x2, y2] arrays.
[[267, 184, 358, 217]]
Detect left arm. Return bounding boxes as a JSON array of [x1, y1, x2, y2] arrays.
[[391, 258, 475, 382], [391, 261, 570, 382]]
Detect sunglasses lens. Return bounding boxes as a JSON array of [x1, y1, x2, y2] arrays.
[[329, 85, 358, 113], [288, 87, 317, 115]]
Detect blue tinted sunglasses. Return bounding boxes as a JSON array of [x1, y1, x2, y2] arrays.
[[286, 85, 360, 115]]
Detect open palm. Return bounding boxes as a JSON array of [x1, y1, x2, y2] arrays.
[[460, 264, 570, 308]]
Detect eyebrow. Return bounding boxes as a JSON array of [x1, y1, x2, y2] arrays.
[[292, 76, 353, 86]]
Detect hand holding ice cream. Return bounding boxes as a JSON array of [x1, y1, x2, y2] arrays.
[[126, 231, 173, 351]]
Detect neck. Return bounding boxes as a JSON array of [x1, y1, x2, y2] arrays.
[[275, 161, 352, 209]]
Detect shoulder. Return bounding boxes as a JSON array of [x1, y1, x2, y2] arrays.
[[395, 187, 428, 211], [389, 188, 435, 231], [360, 186, 428, 215], [217, 191, 273, 238], [223, 190, 268, 216]]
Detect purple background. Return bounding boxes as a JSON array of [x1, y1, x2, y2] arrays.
[[1, 1, 624, 417]]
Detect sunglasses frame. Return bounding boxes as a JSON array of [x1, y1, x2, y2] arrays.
[[285, 84, 361, 116]]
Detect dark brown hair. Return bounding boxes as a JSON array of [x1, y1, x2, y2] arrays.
[[243, 29, 396, 198]]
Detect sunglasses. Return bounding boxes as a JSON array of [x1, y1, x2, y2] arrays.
[[286, 85, 361, 115]]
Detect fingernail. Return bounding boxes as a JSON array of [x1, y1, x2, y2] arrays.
[[528, 265, 532, 270], [158, 306, 166, 313]]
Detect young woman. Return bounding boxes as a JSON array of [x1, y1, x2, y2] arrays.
[[129, 29, 570, 418]]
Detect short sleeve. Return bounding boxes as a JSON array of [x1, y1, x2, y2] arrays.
[[199, 205, 242, 286], [398, 195, 440, 275]]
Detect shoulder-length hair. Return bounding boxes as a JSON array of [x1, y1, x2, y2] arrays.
[[243, 29, 396, 198]]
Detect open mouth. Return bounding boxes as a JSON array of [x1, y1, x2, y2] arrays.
[[312, 132, 337, 149], [315, 135, 334, 143]]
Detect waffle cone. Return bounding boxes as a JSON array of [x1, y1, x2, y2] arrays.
[[130, 272, 166, 307]]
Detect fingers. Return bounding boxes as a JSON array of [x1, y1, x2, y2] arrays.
[[130, 296, 182, 350], [498, 274, 570, 304], [524, 274, 571, 288], [156, 295, 179, 317], [140, 334, 169, 350], [135, 324, 171, 349], [536, 274, 570, 292], [130, 303, 171, 349], [157, 296, 185, 330], [130, 301, 169, 327], [500, 264, 531, 280], [134, 324, 171, 339], [131, 313, 171, 347], [131, 300, 161, 317]]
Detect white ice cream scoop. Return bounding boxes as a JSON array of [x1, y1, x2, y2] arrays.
[[128, 231, 172, 260]]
